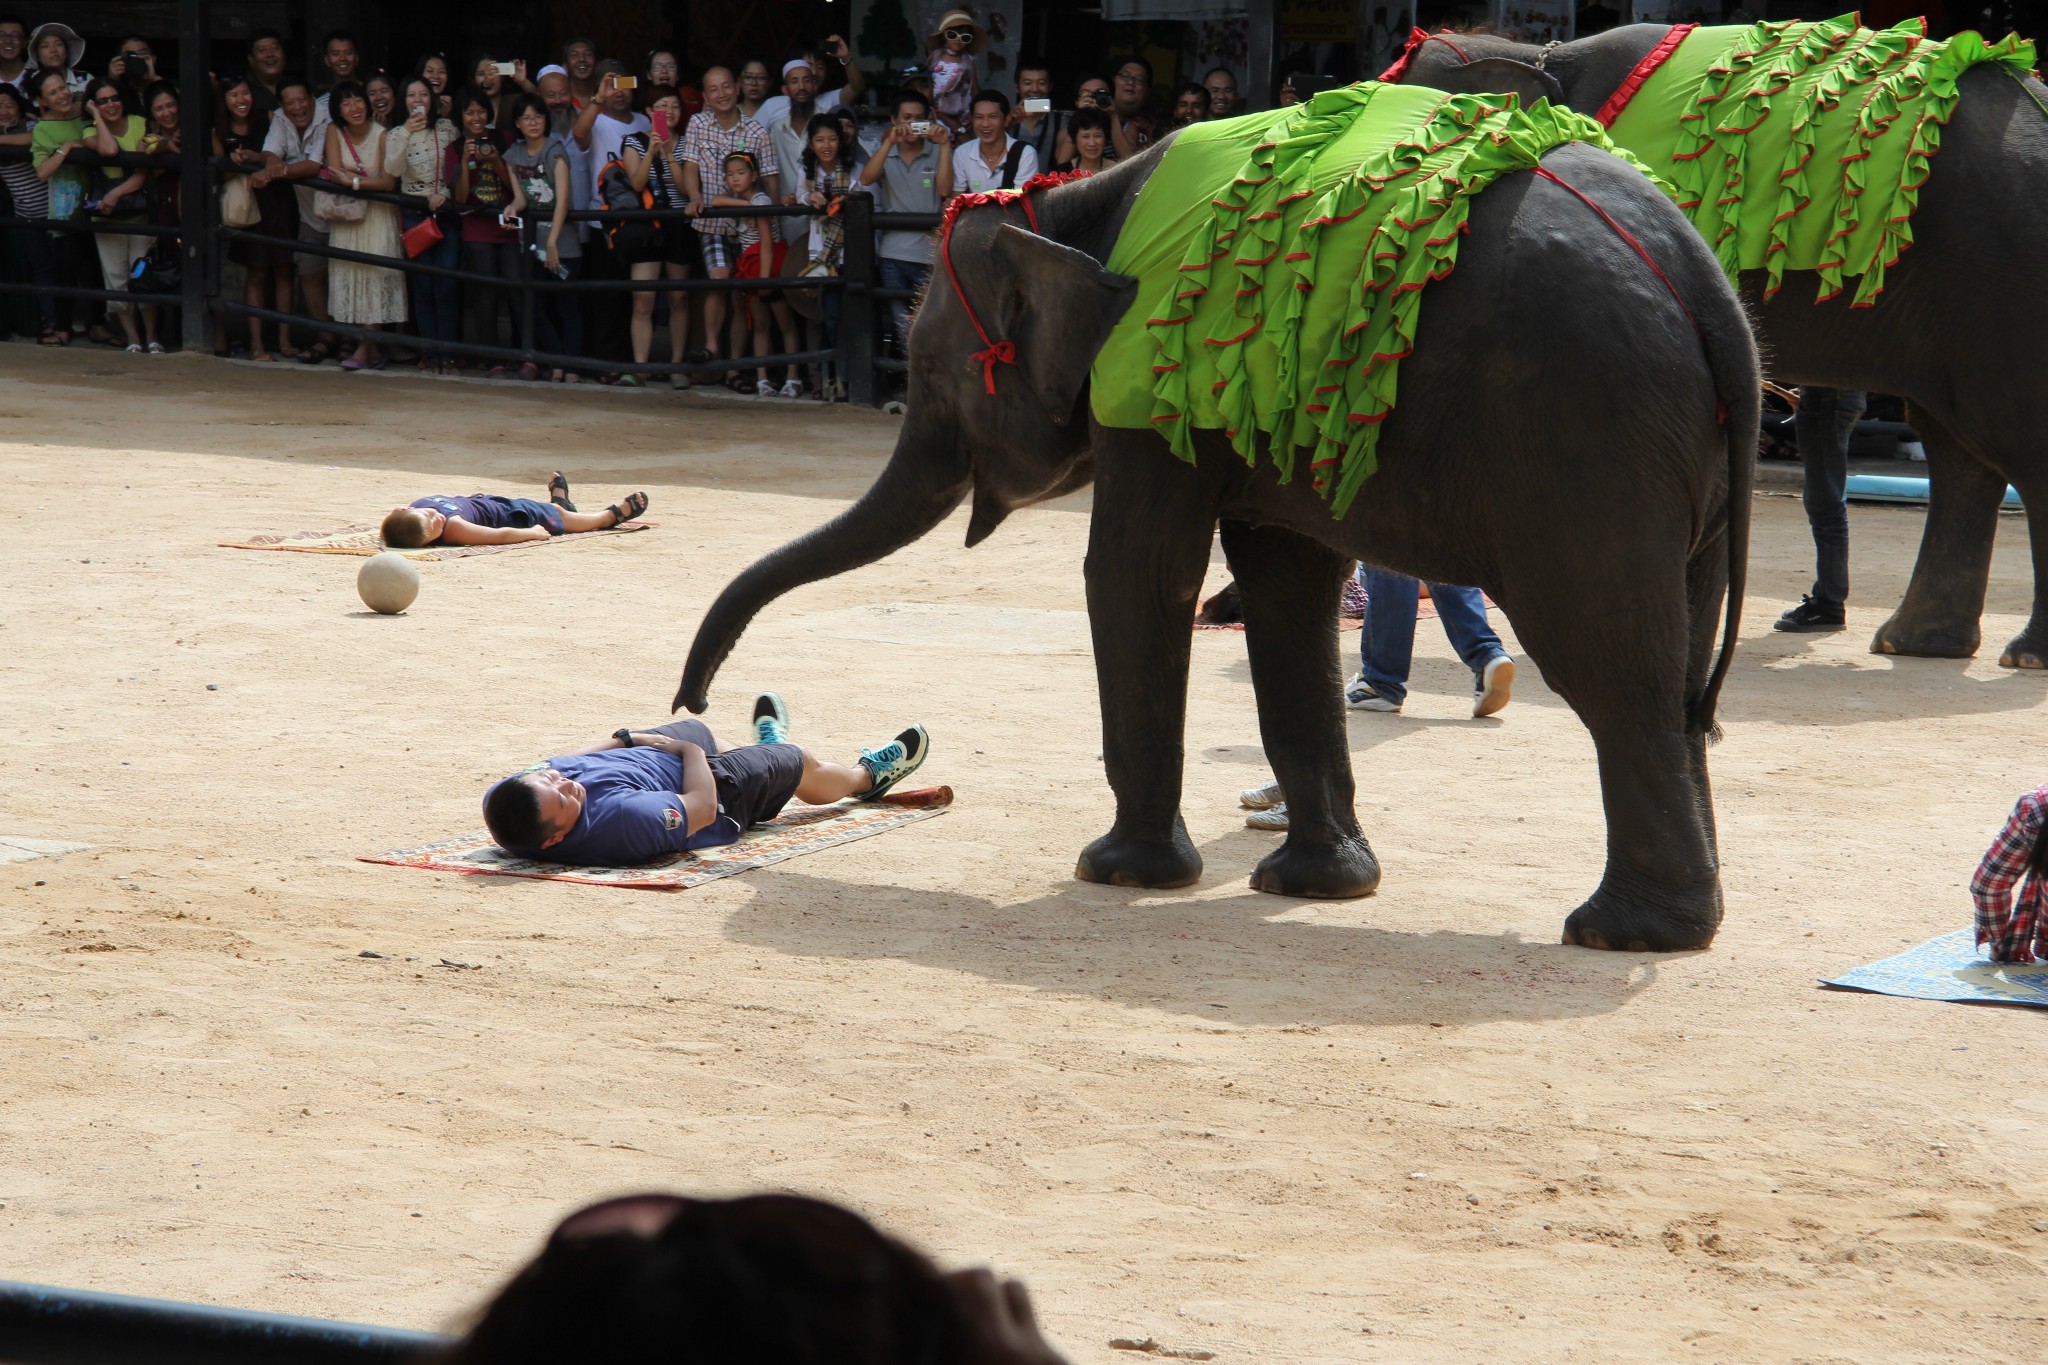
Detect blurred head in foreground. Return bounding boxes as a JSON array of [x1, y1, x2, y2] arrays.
[[436, 1192, 1070, 1365]]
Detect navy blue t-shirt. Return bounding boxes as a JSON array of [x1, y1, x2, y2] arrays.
[[502, 748, 742, 865]]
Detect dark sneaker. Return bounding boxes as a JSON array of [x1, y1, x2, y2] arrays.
[[858, 724, 930, 801], [1773, 596, 1846, 632], [752, 691, 791, 746]]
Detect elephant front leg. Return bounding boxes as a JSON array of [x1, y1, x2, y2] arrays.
[[1872, 405, 2000, 660], [1072, 444, 1218, 891], [1220, 520, 1381, 899]]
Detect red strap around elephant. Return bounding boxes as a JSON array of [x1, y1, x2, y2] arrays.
[[937, 170, 1090, 395], [1594, 23, 1697, 126]]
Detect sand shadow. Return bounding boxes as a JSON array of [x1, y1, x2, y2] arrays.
[[723, 863, 1654, 1030]]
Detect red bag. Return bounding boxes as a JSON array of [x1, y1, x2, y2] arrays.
[[402, 214, 444, 258]]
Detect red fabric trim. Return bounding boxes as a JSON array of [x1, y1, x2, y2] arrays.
[[1530, 165, 1725, 425], [1377, 28, 1432, 83], [1595, 23, 1699, 127]]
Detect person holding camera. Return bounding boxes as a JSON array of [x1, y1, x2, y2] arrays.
[[755, 36, 866, 129], [450, 85, 519, 363], [109, 37, 156, 107], [617, 85, 698, 388], [859, 93, 952, 360], [1008, 59, 1060, 169]]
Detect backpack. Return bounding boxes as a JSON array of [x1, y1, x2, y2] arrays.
[[596, 154, 661, 255], [999, 139, 1029, 190]]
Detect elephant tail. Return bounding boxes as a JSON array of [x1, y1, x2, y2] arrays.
[[1689, 316, 1758, 743]]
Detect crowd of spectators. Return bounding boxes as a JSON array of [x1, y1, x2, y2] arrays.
[[0, 15, 1254, 392]]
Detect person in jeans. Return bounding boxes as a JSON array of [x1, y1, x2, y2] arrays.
[[386, 76, 459, 372], [1774, 387, 1868, 632], [796, 116, 863, 400], [503, 94, 583, 382], [859, 92, 952, 359], [449, 85, 518, 367]]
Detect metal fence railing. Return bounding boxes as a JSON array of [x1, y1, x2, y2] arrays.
[[0, 142, 940, 406]]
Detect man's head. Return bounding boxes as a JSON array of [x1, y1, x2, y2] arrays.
[[380, 505, 443, 548], [248, 29, 286, 81], [323, 30, 359, 81], [483, 769, 585, 853], [1075, 75, 1110, 111], [970, 91, 1009, 145], [597, 59, 633, 114], [115, 36, 153, 83], [894, 92, 931, 149], [1171, 82, 1206, 126], [278, 77, 315, 128], [702, 65, 737, 115], [1014, 60, 1050, 102], [781, 57, 817, 108], [563, 39, 596, 81], [1112, 57, 1150, 116], [1202, 66, 1237, 117], [0, 18, 24, 64], [536, 65, 570, 113]]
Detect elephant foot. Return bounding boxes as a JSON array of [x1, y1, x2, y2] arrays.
[[1248, 833, 1382, 900], [1998, 627, 2048, 670], [1870, 609, 1980, 660], [1076, 820, 1203, 890], [1560, 882, 1721, 953]]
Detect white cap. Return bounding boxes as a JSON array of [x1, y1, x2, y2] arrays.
[[782, 58, 815, 78], [536, 64, 568, 80]]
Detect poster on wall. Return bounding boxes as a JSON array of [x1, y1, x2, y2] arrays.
[[1491, 0, 1575, 42]]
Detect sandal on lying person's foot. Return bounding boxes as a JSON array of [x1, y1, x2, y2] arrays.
[[605, 491, 649, 527], [547, 472, 577, 512]]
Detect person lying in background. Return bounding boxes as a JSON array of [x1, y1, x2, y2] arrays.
[[379, 473, 647, 548], [436, 1191, 1068, 1365], [1973, 782, 2048, 963]]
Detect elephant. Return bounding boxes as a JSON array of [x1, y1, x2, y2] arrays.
[[677, 129, 1759, 953], [1388, 22, 2048, 669]]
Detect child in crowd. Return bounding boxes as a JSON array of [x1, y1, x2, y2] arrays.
[[1972, 782, 2048, 963], [717, 150, 802, 397], [379, 473, 648, 548], [481, 694, 930, 864], [925, 10, 983, 135]]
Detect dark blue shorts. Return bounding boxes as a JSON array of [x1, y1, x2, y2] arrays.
[[646, 720, 805, 830], [478, 495, 565, 536]]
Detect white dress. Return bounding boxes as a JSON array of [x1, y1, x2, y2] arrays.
[[327, 124, 407, 326]]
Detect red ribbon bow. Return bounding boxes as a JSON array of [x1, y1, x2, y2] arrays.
[[971, 339, 1017, 394]]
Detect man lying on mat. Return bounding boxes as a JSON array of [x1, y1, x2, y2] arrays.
[[380, 471, 649, 548], [482, 693, 930, 863]]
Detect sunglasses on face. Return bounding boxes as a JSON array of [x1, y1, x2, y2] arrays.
[[944, 28, 975, 41]]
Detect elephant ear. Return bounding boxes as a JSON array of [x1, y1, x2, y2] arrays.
[[1421, 57, 1563, 108], [985, 223, 1140, 427]]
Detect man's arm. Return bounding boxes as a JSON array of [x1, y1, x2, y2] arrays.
[[436, 516, 550, 546], [932, 123, 954, 199], [859, 125, 896, 186], [671, 741, 719, 836], [571, 75, 610, 150]]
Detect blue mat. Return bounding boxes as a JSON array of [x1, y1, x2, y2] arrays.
[[1823, 929, 2048, 1007]]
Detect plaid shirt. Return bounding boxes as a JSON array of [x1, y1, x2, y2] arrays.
[[1972, 783, 2048, 962], [679, 110, 777, 237]]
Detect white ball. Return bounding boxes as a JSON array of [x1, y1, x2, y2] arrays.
[[357, 551, 421, 615]]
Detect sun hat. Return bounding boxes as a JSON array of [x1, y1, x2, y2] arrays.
[[928, 10, 988, 55], [30, 22, 84, 72]]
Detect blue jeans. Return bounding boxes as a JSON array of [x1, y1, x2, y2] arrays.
[[877, 257, 930, 357], [1358, 566, 1506, 707], [535, 256, 584, 364], [402, 211, 460, 360], [1794, 387, 1866, 609]]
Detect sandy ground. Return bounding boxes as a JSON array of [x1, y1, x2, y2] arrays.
[[1, 346, 2044, 1363]]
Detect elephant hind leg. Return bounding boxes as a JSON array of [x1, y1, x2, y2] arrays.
[[1501, 558, 1723, 952], [1220, 520, 1381, 900], [1871, 404, 2000, 661]]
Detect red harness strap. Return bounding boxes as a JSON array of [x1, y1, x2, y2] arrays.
[[937, 170, 1089, 394], [1377, 28, 1474, 83], [1594, 23, 1698, 126], [1530, 164, 1726, 424]]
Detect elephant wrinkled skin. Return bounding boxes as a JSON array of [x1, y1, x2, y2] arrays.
[[679, 133, 1758, 952], [1391, 23, 2048, 669]]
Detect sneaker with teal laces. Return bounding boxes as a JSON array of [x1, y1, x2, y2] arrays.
[[753, 691, 791, 746], [857, 724, 930, 801]]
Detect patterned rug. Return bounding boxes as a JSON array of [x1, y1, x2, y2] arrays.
[[221, 521, 654, 560], [359, 786, 953, 889], [1822, 929, 2048, 1008]]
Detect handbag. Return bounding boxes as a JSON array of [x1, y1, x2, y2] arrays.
[[127, 239, 181, 295], [400, 129, 446, 257], [220, 173, 260, 228], [313, 130, 369, 224]]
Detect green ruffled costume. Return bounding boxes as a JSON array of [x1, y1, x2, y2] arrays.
[[1603, 14, 2035, 307], [1089, 85, 1654, 516]]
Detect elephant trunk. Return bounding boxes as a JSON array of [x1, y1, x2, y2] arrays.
[[674, 419, 971, 713]]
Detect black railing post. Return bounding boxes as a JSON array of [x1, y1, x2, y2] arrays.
[[177, 0, 213, 352], [517, 216, 537, 367], [840, 193, 877, 408]]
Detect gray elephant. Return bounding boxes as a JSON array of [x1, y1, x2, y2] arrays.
[[679, 98, 1758, 952], [1387, 18, 2048, 668]]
